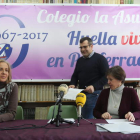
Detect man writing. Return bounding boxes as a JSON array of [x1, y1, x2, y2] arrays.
[[69, 37, 109, 119]]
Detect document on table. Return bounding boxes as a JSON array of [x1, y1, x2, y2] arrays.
[[106, 119, 134, 124], [63, 88, 84, 100], [96, 124, 108, 132], [96, 119, 136, 133], [96, 123, 140, 133], [121, 131, 140, 134]]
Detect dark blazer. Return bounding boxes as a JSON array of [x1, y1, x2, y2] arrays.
[[93, 87, 140, 120]]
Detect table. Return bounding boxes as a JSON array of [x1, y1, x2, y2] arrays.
[[0, 119, 140, 140]]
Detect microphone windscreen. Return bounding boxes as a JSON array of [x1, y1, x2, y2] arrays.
[[76, 93, 86, 107], [58, 84, 68, 95]]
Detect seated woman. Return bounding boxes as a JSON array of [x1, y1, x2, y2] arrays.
[[93, 66, 140, 121], [0, 59, 18, 122]]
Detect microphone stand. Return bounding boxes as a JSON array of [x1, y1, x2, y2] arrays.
[[77, 107, 93, 127], [50, 99, 74, 127], [77, 115, 93, 127]]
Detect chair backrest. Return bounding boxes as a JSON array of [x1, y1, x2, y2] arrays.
[[15, 106, 24, 120], [47, 105, 77, 119]]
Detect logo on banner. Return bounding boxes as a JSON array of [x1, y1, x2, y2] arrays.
[[0, 15, 29, 68], [0, 43, 12, 59]]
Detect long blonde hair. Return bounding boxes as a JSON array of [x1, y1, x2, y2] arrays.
[[0, 59, 12, 83]]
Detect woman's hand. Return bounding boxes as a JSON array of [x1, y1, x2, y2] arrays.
[[125, 112, 135, 122], [101, 112, 112, 119]]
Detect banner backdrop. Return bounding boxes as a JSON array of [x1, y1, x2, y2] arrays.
[[0, 5, 140, 80]]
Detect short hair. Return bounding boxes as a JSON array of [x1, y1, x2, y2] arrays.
[[80, 37, 93, 46], [0, 59, 12, 83], [106, 66, 126, 84]]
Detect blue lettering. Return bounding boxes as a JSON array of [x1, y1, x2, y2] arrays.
[[101, 52, 112, 65], [110, 57, 119, 66], [69, 52, 80, 67], [47, 57, 64, 67], [67, 31, 117, 45], [101, 52, 140, 67], [119, 57, 127, 66], [137, 57, 140, 66], [127, 57, 137, 66], [98, 32, 107, 45], [67, 31, 81, 45], [108, 36, 117, 45], [91, 35, 97, 45], [107, 57, 112, 64], [47, 57, 55, 67]]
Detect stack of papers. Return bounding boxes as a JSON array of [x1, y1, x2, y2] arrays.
[[96, 119, 140, 134]]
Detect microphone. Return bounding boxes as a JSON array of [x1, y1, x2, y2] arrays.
[[56, 84, 68, 104], [76, 93, 86, 117], [76, 93, 86, 126]]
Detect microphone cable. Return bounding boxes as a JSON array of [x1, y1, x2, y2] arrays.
[[0, 121, 76, 131], [0, 123, 49, 131]]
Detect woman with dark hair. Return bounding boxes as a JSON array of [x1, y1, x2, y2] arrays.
[[0, 59, 18, 122], [93, 66, 140, 121]]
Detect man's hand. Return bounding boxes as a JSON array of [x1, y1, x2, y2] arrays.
[[125, 112, 135, 122], [69, 85, 75, 88], [101, 112, 112, 119], [84, 85, 94, 93]]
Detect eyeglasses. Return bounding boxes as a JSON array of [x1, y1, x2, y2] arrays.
[[79, 45, 89, 49]]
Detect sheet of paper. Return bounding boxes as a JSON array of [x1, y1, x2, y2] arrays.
[[106, 119, 134, 124], [63, 88, 84, 100], [96, 123, 140, 133], [121, 131, 140, 134], [96, 124, 108, 132]]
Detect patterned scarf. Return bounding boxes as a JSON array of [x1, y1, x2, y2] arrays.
[[0, 82, 15, 114]]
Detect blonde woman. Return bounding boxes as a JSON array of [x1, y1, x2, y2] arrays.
[[0, 59, 18, 122]]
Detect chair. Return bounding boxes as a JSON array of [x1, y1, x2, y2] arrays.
[[47, 105, 78, 119], [15, 106, 24, 120]]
